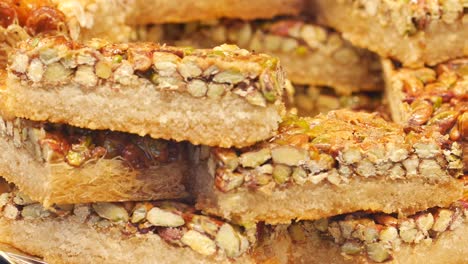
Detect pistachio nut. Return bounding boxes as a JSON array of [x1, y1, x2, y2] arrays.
[[92, 203, 129, 222], [146, 207, 185, 227], [239, 148, 271, 168], [181, 230, 217, 256], [216, 223, 243, 257], [271, 146, 308, 166]]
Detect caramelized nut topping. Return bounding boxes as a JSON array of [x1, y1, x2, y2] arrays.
[[10, 35, 285, 107], [394, 58, 467, 143], [208, 110, 460, 192], [1, 118, 180, 169]]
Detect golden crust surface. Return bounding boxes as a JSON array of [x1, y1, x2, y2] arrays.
[[52, 0, 304, 42]]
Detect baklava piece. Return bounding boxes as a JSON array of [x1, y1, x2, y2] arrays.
[[192, 110, 463, 224], [5, 36, 286, 147]]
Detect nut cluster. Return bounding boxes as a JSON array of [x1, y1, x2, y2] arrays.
[[0, 116, 180, 168], [395, 58, 468, 142], [0, 190, 252, 258], [200, 110, 462, 193], [290, 200, 468, 263], [9, 35, 284, 107], [349, 0, 467, 36], [0, 0, 67, 36]]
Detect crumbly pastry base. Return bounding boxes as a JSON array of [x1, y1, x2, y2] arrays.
[[0, 131, 187, 207], [3, 78, 283, 148], [313, 0, 468, 67], [193, 162, 463, 225]]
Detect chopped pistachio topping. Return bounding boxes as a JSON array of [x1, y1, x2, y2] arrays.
[[205, 110, 461, 193], [10, 35, 285, 107]]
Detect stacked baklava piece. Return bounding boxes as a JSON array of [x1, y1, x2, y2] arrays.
[[291, 1, 468, 263], [0, 0, 466, 263]]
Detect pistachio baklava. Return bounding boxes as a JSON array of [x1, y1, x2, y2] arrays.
[[290, 199, 468, 263], [191, 110, 463, 224], [4, 35, 285, 148], [383, 58, 467, 143], [137, 18, 383, 94], [0, 185, 291, 264], [0, 116, 187, 207], [312, 0, 468, 67]]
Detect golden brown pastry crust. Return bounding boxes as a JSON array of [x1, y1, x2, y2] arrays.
[[50, 0, 304, 43]]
